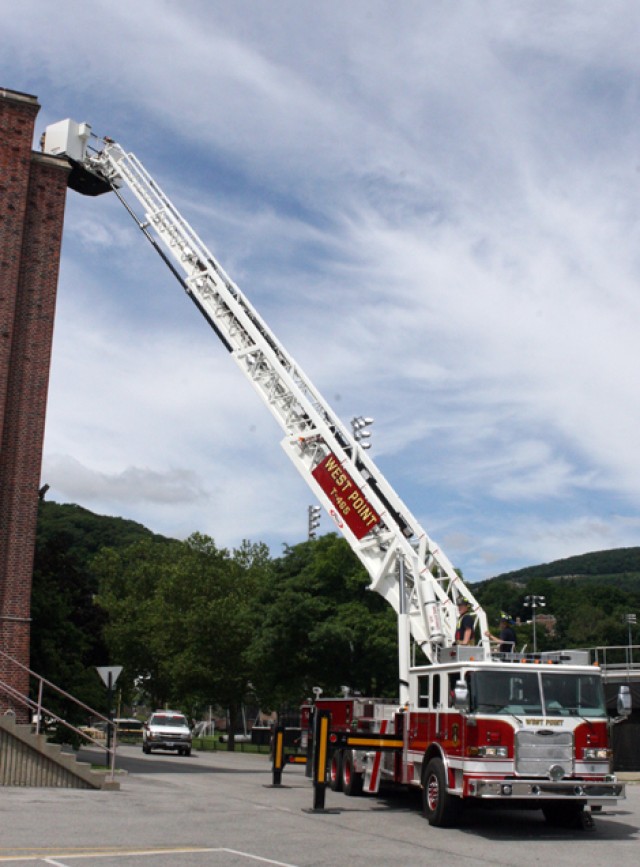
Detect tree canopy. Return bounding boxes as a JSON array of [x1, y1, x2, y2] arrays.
[[29, 501, 172, 720], [93, 533, 269, 743], [247, 534, 398, 709]]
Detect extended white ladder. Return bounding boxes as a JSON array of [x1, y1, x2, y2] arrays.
[[44, 121, 490, 679]]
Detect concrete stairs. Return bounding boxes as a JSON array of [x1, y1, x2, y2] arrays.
[[0, 715, 119, 790]]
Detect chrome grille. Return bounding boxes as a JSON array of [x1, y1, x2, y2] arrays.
[[516, 730, 573, 777]]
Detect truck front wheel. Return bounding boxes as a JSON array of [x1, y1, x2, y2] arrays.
[[422, 758, 460, 827], [541, 802, 586, 828]]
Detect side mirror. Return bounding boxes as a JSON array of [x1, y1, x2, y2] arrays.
[[453, 680, 470, 713], [617, 684, 632, 718]]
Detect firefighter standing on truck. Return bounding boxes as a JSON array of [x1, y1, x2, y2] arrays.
[[455, 599, 475, 645], [485, 615, 517, 654]]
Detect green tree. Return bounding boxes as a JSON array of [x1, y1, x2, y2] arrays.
[[30, 525, 108, 723], [169, 535, 270, 748], [91, 538, 179, 707], [30, 500, 172, 720], [94, 533, 269, 749], [248, 534, 398, 711]]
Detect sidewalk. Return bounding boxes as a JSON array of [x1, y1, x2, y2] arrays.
[[616, 771, 640, 783]]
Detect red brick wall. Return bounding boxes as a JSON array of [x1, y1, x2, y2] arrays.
[[0, 89, 70, 719], [0, 90, 39, 434]]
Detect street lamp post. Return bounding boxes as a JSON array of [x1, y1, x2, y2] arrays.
[[524, 595, 546, 654], [626, 613, 637, 667]]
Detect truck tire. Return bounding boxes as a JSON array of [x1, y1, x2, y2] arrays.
[[422, 758, 460, 827], [341, 751, 364, 796], [542, 802, 586, 828], [329, 751, 343, 791]]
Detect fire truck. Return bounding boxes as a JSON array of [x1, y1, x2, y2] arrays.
[[300, 649, 630, 827], [43, 119, 631, 828]]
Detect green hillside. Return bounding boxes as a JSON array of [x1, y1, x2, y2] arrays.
[[489, 547, 640, 587], [472, 547, 640, 651], [36, 500, 173, 557]]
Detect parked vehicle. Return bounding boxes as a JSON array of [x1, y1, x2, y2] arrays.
[[142, 710, 192, 756], [114, 718, 144, 740]]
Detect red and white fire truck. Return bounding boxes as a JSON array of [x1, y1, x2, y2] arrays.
[[44, 119, 631, 828], [302, 647, 629, 827]]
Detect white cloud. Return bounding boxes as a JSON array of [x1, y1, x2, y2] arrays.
[[43, 455, 208, 506]]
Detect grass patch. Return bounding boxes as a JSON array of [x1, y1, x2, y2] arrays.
[[193, 735, 271, 754]]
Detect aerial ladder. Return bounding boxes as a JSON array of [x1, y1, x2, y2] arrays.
[[43, 119, 490, 701]]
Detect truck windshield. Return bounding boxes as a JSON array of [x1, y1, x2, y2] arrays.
[[470, 670, 605, 717], [150, 715, 188, 727], [540, 672, 605, 718]]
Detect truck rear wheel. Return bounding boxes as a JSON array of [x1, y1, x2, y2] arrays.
[[329, 751, 343, 791], [341, 751, 364, 796], [422, 758, 460, 827]]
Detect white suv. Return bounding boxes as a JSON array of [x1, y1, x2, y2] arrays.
[[142, 710, 192, 756]]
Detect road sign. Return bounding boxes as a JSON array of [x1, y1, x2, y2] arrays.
[[96, 666, 122, 687]]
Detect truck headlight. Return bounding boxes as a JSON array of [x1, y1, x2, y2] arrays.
[[583, 748, 610, 760], [477, 746, 508, 758]]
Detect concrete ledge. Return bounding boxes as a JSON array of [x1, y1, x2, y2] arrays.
[[0, 715, 119, 790]]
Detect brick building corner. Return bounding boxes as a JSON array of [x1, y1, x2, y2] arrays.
[[0, 87, 71, 719]]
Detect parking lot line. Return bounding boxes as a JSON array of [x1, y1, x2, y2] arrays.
[[0, 850, 216, 863], [219, 850, 299, 867], [0, 849, 300, 866]]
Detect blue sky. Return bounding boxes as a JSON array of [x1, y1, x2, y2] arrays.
[[3, 1, 640, 581]]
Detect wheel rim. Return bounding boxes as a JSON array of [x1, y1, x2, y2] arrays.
[[344, 762, 351, 786], [330, 758, 338, 783], [427, 773, 439, 812]]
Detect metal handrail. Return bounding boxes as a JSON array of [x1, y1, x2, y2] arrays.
[[591, 644, 640, 673], [0, 648, 117, 783]]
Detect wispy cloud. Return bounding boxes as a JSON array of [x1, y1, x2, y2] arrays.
[[43, 456, 209, 506]]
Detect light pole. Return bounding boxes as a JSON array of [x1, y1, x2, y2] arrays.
[[351, 416, 374, 450], [524, 595, 546, 654], [626, 613, 637, 667]]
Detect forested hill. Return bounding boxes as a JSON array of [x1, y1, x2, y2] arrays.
[[488, 547, 640, 589], [36, 500, 173, 559], [472, 546, 640, 649]]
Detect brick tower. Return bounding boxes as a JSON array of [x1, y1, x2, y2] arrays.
[[0, 88, 71, 719]]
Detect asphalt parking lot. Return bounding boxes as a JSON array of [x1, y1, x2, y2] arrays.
[[0, 745, 638, 866]]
